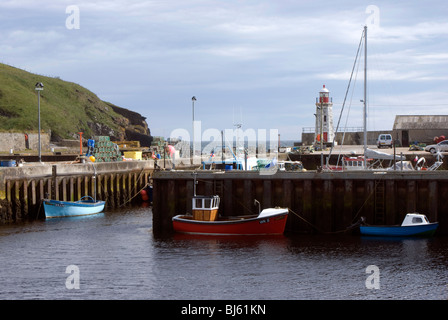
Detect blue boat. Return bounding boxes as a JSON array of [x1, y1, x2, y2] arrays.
[[360, 213, 438, 237], [44, 196, 105, 219]]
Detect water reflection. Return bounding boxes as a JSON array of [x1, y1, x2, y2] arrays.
[[152, 232, 448, 299], [1, 206, 447, 300]]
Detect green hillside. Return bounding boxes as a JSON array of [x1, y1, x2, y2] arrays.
[[0, 63, 150, 143]]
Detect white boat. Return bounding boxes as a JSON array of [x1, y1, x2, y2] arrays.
[[324, 148, 406, 171]]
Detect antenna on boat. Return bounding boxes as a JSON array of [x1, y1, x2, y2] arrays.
[[254, 199, 261, 214], [193, 171, 198, 196]]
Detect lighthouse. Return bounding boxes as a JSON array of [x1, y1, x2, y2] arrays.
[[314, 85, 334, 147]]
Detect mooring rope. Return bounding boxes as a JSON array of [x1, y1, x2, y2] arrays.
[[91, 167, 150, 208], [118, 167, 150, 207], [351, 173, 387, 224], [126, 168, 146, 202], [36, 198, 44, 219], [196, 177, 362, 234], [195, 174, 384, 234], [119, 182, 150, 207], [288, 208, 363, 234]]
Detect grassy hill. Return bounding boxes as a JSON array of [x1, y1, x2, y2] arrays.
[[0, 63, 151, 145]]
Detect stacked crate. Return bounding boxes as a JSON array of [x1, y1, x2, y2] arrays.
[[150, 136, 166, 158], [151, 136, 165, 149], [92, 136, 123, 162]]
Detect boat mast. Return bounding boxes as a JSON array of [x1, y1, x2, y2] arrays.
[[193, 172, 197, 196], [363, 25, 367, 168]]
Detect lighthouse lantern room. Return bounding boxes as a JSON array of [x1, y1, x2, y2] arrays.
[[314, 84, 334, 147]]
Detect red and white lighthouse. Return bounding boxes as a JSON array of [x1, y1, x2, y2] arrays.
[[314, 85, 334, 146]]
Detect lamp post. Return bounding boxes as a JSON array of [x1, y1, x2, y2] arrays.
[[192, 96, 196, 123], [35, 82, 44, 162], [191, 96, 196, 161]]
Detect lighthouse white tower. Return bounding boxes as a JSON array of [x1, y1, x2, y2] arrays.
[[314, 84, 334, 147]]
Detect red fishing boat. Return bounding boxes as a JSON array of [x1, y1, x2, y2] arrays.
[[172, 174, 288, 235], [173, 173, 289, 235], [172, 204, 288, 235]]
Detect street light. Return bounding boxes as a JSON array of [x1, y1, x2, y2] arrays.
[[35, 82, 44, 162], [191, 96, 196, 160], [192, 96, 196, 123]]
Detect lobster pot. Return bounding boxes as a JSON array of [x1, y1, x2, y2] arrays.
[[92, 136, 123, 162], [192, 195, 220, 221]]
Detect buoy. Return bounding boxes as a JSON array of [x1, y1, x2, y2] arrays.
[[89, 155, 96, 162], [140, 189, 149, 201]]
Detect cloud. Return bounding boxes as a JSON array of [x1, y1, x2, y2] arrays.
[[370, 21, 448, 43], [2, 1, 448, 140]]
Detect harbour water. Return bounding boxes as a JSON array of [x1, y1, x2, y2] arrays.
[[1, 205, 447, 301]]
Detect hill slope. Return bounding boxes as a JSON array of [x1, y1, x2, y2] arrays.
[[0, 63, 152, 146]]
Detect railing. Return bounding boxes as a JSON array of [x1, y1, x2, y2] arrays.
[[302, 127, 364, 133]]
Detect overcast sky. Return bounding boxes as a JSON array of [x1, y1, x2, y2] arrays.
[[2, 0, 448, 142]]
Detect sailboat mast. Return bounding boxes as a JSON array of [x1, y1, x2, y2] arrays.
[[363, 25, 368, 167]]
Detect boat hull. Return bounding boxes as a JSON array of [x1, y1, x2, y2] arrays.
[[44, 199, 105, 218], [360, 222, 438, 237], [172, 209, 288, 235]]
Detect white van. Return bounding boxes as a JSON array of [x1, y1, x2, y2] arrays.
[[377, 134, 392, 148]]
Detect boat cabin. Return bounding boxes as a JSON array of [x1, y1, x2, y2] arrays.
[[192, 195, 220, 221], [342, 156, 372, 170], [401, 213, 430, 226]]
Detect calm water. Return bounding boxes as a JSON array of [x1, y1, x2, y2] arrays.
[[0, 206, 447, 300]]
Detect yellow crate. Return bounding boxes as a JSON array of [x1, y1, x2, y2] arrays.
[[123, 151, 142, 160]]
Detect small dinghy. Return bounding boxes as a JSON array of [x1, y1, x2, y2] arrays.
[[44, 196, 105, 218], [44, 163, 105, 218]]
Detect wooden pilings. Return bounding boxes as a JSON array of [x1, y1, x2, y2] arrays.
[[0, 162, 152, 223], [152, 170, 448, 236]]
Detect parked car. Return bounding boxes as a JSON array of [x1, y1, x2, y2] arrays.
[[377, 134, 393, 148], [425, 140, 448, 154]]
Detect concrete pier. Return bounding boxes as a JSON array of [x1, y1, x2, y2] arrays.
[[152, 170, 448, 236], [0, 161, 153, 223]]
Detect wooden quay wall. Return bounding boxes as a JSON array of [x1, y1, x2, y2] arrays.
[[152, 170, 448, 236], [0, 161, 153, 223]]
